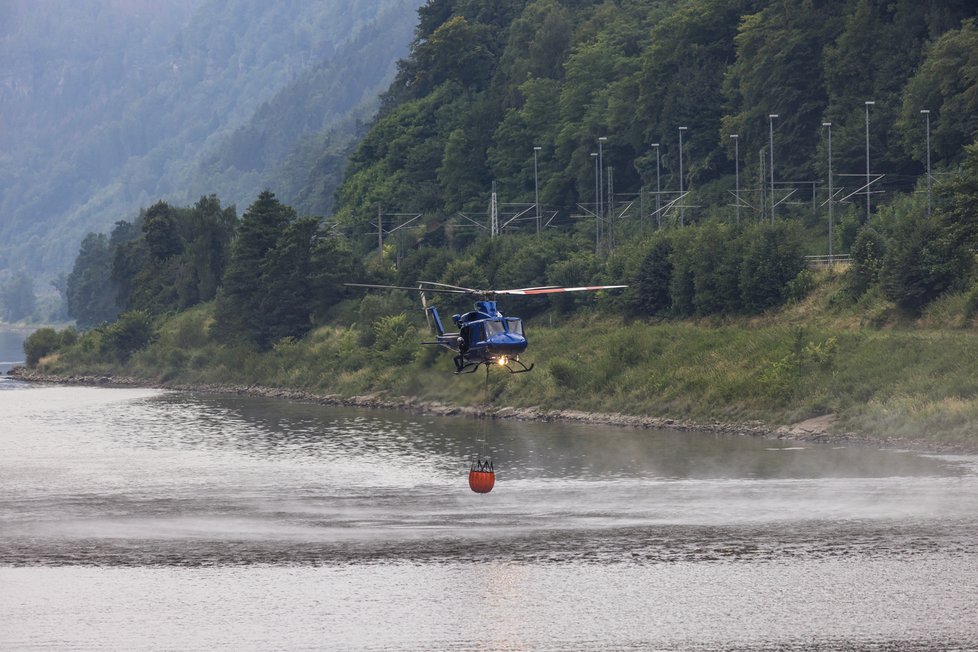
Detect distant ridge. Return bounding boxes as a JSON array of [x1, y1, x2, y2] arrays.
[[0, 0, 422, 280]]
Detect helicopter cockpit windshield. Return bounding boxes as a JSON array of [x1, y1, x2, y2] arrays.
[[484, 320, 505, 336], [484, 318, 524, 337]]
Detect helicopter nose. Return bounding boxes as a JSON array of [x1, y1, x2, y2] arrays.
[[489, 333, 527, 355]]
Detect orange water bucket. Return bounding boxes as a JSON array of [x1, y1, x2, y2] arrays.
[[468, 469, 495, 493]]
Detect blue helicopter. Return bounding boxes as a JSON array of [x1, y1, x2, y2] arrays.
[[346, 281, 626, 374]]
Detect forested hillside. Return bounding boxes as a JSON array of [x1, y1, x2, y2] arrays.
[[325, 0, 978, 323], [49, 0, 978, 340], [0, 0, 420, 285], [336, 0, 978, 232]]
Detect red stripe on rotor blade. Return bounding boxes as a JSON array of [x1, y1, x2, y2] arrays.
[[501, 285, 627, 295]]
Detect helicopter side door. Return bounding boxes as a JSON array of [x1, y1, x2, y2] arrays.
[[465, 322, 486, 358]]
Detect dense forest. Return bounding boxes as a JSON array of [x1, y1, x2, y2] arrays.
[[24, 0, 978, 366], [336, 0, 977, 224], [0, 0, 420, 286]]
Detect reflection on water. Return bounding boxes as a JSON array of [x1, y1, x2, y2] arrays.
[[2, 386, 978, 650]]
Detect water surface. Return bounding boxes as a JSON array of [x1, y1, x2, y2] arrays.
[[2, 386, 977, 650], [0, 329, 25, 373]]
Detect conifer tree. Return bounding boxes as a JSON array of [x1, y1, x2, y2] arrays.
[[213, 190, 296, 344], [258, 216, 319, 346], [66, 233, 119, 329]]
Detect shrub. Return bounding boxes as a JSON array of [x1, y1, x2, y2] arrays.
[[668, 229, 697, 316], [23, 328, 61, 367], [739, 223, 805, 313], [786, 269, 816, 303], [849, 226, 886, 296], [631, 236, 673, 316], [59, 327, 78, 347], [881, 212, 972, 315], [691, 223, 740, 315], [371, 313, 417, 364], [101, 311, 156, 362], [355, 293, 414, 346]]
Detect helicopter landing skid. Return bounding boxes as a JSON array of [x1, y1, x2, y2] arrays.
[[454, 359, 534, 375], [502, 359, 534, 374]]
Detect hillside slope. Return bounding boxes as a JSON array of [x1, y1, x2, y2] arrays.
[[0, 0, 420, 280]]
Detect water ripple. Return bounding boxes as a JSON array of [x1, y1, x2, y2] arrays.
[[3, 385, 978, 650]]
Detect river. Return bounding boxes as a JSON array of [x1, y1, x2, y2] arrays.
[[0, 329, 25, 373], [2, 381, 977, 650]]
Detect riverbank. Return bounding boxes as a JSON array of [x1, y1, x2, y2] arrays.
[[19, 277, 978, 454], [9, 365, 967, 454]]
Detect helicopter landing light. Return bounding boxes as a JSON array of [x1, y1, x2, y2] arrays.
[[497, 356, 508, 366]]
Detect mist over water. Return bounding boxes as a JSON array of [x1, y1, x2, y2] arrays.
[[2, 386, 978, 650]]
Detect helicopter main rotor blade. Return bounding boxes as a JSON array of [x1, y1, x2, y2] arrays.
[[494, 284, 628, 295], [344, 283, 470, 295], [415, 281, 481, 294], [347, 281, 627, 297]]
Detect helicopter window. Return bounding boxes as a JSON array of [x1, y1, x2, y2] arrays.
[[506, 319, 524, 336], [484, 320, 506, 336]]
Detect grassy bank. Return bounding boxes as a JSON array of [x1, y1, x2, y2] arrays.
[[26, 268, 978, 448]]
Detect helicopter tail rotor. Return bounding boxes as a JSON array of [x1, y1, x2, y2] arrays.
[[420, 287, 432, 331]]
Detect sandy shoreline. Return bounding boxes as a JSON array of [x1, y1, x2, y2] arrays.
[[6, 366, 970, 454]]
